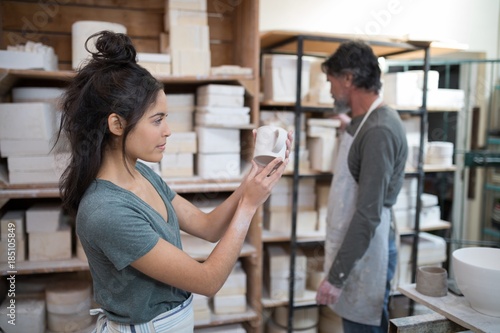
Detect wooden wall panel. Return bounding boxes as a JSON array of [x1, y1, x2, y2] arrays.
[[1, 1, 163, 37], [1, 0, 250, 71]]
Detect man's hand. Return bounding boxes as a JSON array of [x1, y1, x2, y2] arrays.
[[316, 278, 342, 305]]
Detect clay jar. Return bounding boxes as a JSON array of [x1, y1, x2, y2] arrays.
[[416, 266, 448, 297]]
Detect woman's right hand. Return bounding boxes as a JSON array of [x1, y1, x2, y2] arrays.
[[240, 156, 288, 209]]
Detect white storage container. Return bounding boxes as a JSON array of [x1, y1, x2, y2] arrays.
[[137, 52, 171, 76], [197, 84, 245, 96], [196, 127, 240, 153], [196, 153, 240, 178], [72, 21, 127, 69], [0, 103, 57, 140], [161, 153, 194, 178], [0, 49, 58, 71], [382, 70, 439, 107], [164, 132, 197, 154], [12, 87, 65, 103], [195, 112, 250, 126], [263, 54, 312, 103]]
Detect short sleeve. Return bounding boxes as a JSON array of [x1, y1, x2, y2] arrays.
[[79, 199, 160, 271]]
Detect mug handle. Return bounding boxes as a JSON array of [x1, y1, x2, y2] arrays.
[[272, 129, 286, 153]]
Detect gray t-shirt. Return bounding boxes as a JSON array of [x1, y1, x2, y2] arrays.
[[76, 162, 190, 323], [328, 105, 408, 287]]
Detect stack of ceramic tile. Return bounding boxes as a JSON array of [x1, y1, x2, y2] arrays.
[[0, 210, 26, 264], [264, 178, 318, 236], [137, 52, 171, 76], [193, 293, 211, 326], [425, 141, 454, 166], [161, 93, 196, 178], [0, 87, 70, 185], [26, 203, 72, 262], [195, 84, 249, 126], [211, 261, 247, 315], [307, 118, 340, 172], [260, 111, 309, 173], [264, 244, 306, 300], [165, 0, 210, 76], [46, 280, 94, 332], [393, 179, 441, 230], [195, 126, 240, 178]]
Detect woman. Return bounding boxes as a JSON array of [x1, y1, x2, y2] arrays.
[[58, 31, 291, 332]]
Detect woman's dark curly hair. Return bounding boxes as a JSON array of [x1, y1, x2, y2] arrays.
[[57, 30, 163, 215], [321, 40, 382, 93]]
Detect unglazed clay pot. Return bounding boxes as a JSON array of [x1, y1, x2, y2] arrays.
[[452, 247, 500, 317], [416, 266, 448, 297]]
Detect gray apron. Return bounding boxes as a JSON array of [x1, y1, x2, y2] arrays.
[[324, 96, 390, 326]]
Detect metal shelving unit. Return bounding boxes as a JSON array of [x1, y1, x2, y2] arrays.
[[260, 31, 431, 332]]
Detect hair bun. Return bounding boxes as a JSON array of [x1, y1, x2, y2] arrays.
[[85, 30, 136, 65]]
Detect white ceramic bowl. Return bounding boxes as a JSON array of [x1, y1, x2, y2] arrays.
[[452, 247, 500, 317]]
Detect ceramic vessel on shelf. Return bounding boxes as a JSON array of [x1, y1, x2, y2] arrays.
[[452, 247, 500, 317]]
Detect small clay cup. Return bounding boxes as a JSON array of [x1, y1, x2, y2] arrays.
[[416, 266, 448, 297]]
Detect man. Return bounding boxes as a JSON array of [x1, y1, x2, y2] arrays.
[[316, 40, 408, 333]]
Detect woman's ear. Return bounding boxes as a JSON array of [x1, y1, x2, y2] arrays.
[[108, 113, 125, 136]]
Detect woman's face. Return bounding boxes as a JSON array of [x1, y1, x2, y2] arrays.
[[126, 90, 171, 163]]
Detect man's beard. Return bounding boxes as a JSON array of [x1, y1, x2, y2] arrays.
[[332, 98, 350, 115]]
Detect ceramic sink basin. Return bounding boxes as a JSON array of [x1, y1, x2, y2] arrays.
[[452, 247, 500, 317]]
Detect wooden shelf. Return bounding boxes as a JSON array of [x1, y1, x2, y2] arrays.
[[260, 30, 423, 57], [0, 68, 256, 96], [0, 176, 248, 199], [261, 288, 317, 309], [405, 165, 457, 174], [399, 220, 452, 236], [1, 257, 89, 276], [399, 284, 500, 333], [195, 306, 258, 329], [262, 230, 325, 243]]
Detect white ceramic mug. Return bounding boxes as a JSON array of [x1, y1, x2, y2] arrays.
[[253, 125, 287, 166]]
